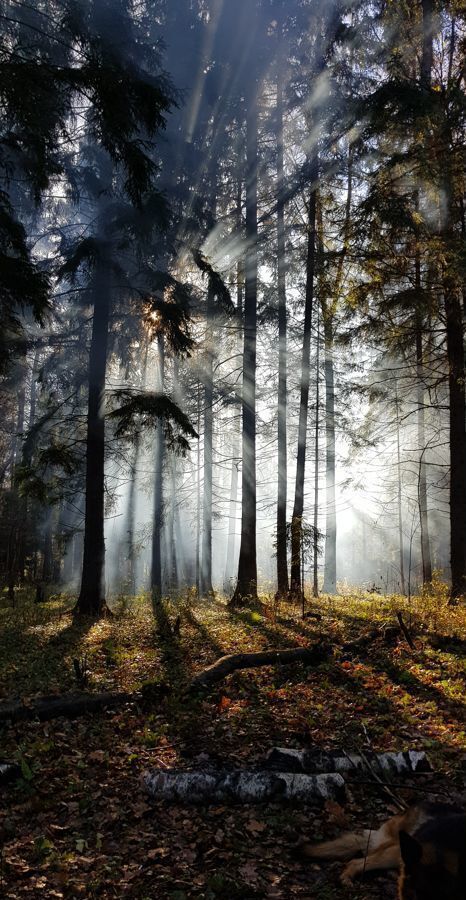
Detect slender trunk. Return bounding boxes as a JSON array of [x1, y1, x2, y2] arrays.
[[169, 359, 180, 593], [169, 454, 178, 591], [174, 503, 185, 586], [225, 451, 239, 592], [413, 0, 434, 586], [445, 268, 466, 600], [276, 66, 289, 598], [319, 142, 352, 596], [76, 265, 110, 616], [127, 345, 148, 595], [313, 307, 320, 597], [322, 315, 337, 594], [10, 379, 26, 487], [231, 87, 258, 606], [151, 333, 165, 601], [196, 378, 201, 596], [126, 432, 140, 594], [395, 388, 406, 595], [28, 350, 39, 431], [224, 182, 243, 591], [440, 129, 466, 599], [420, 0, 433, 89], [42, 508, 54, 583], [16, 353, 37, 582], [201, 277, 214, 595], [52, 502, 63, 583], [289, 155, 318, 598], [415, 252, 432, 585]]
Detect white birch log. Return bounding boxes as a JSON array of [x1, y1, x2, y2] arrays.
[[265, 748, 431, 776], [143, 769, 346, 804]]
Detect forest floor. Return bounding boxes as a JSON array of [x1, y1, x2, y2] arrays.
[[1, 584, 466, 899]]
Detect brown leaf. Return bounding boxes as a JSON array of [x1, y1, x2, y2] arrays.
[[88, 750, 105, 763], [246, 818, 267, 834]]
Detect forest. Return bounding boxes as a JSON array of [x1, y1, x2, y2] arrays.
[[1, 0, 466, 898]]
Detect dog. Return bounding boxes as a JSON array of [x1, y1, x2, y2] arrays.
[[297, 801, 466, 898]]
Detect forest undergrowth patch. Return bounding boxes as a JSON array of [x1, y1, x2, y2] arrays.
[[1, 587, 465, 898]]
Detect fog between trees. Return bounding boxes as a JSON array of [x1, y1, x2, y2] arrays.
[[1, 0, 465, 612]]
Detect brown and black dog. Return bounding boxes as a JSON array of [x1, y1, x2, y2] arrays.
[[298, 802, 466, 898]]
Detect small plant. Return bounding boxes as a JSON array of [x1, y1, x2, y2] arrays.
[[73, 655, 90, 687]]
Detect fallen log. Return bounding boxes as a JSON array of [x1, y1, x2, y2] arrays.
[[189, 642, 329, 691], [143, 769, 346, 804], [0, 691, 133, 725], [265, 748, 431, 777]]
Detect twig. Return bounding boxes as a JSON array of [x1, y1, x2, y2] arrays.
[[359, 749, 405, 811], [397, 612, 416, 650]]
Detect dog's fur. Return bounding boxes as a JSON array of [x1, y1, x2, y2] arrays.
[[297, 802, 466, 898]]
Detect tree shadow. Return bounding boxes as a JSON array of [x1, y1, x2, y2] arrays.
[[151, 598, 188, 690], [371, 654, 466, 717], [0, 605, 99, 699], [181, 607, 224, 656]]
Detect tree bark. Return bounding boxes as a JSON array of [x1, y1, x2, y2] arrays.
[[190, 642, 328, 690], [420, 0, 433, 89], [320, 142, 353, 595], [322, 309, 336, 593], [395, 387, 406, 595], [144, 769, 346, 804], [415, 0, 433, 588], [276, 60, 289, 598], [266, 748, 431, 776], [313, 307, 320, 597], [289, 155, 318, 599], [201, 276, 215, 595], [151, 333, 165, 601], [224, 182, 243, 591], [415, 287, 432, 586], [439, 109, 465, 599], [231, 86, 258, 606], [75, 264, 110, 616], [0, 691, 132, 724], [196, 378, 201, 596], [126, 432, 140, 594]]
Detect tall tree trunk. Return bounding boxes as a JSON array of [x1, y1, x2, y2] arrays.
[[395, 389, 406, 595], [169, 359, 181, 593], [313, 306, 320, 598], [52, 502, 64, 583], [75, 264, 110, 616], [201, 277, 215, 595], [413, 0, 433, 588], [231, 88, 258, 606], [196, 378, 201, 596], [10, 376, 26, 486], [289, 155, 318, 599], [319, 141, 353, 596], [42, 508, 54, 583], [421, 0, 433, 89], [126, 345, 148, 595], [436, 47, 466, 599], [169, 454, 179, 592], [126, 432, 140, 594], [151, 333, 165, 601], [276, 64, 289, 598], [224, 182, 243, 591], [415, 255, 432, 586], [444, 253, 466, 599], [322, 313, 337, 594]]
